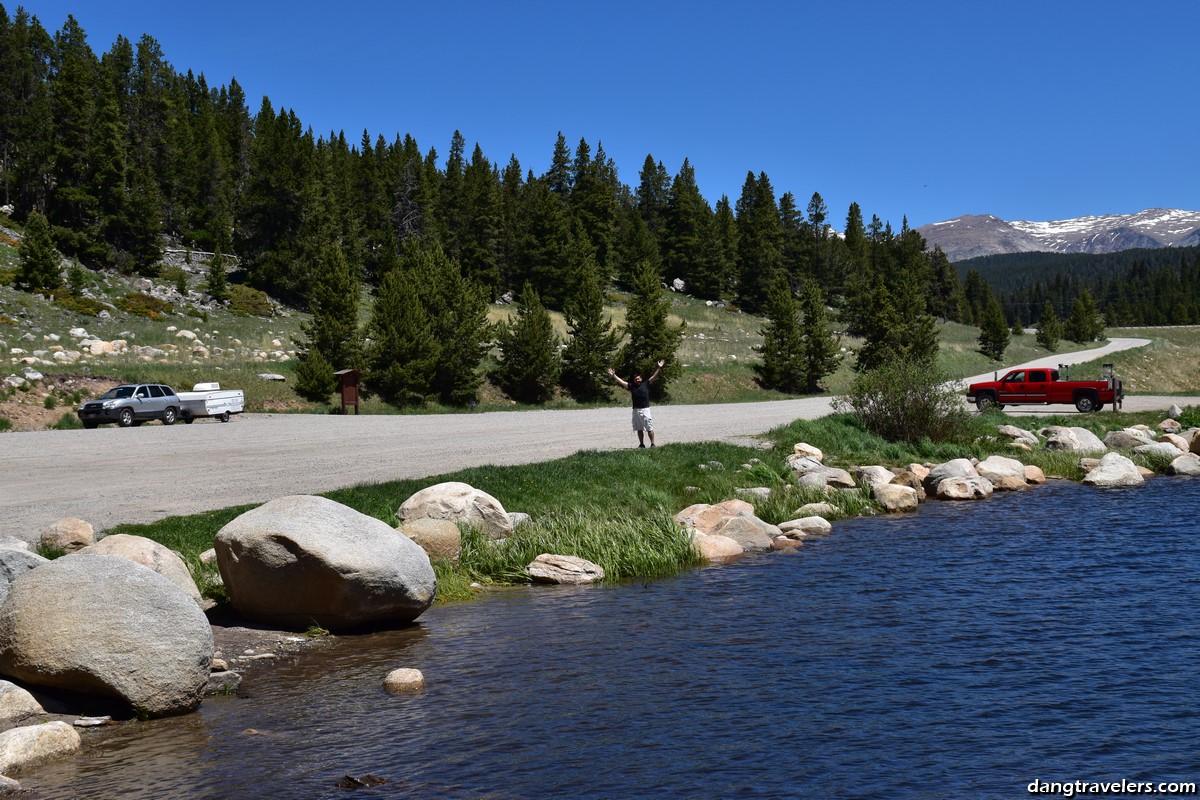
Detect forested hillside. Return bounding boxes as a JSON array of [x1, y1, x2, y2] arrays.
[[8, 5, 1153, 411], [957, 247, 1200, 327]]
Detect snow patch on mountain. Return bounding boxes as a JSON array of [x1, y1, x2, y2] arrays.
[[918, 208, 1200, 262]]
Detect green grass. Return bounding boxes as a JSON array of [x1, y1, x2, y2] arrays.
[[100, 399, 1198, 609]]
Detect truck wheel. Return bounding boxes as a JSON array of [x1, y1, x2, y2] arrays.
[[1075, 394, 1098, 413], [975, 393, 1001, 412], [118, 408, 134, 427], [219, 411, 231, 423], [163, 407, 177, 426]]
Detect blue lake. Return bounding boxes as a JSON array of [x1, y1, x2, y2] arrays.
[[26, 478, 1200, 799]]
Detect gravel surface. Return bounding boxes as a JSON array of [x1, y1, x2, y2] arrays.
[[0, 338, 1188, 539]]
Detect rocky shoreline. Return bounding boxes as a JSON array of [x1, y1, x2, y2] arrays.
[[0, 410, 1197, 788]]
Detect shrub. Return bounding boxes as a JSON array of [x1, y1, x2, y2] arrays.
[[118, 292, 173, 319], [834, 358, 973, 445], [294, 349, 337, 403], [43, 395, 57, 409], [227, 284, 273, 316], [0, 417, 11, 432], [51, 289, 104, 316], [50, 412, 82, 430], [160, 265, 189, 295]]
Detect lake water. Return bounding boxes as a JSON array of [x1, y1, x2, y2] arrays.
[[23, 479, 1200, 799]]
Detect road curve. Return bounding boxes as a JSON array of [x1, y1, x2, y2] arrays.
[[0, 337, 1181, 537]]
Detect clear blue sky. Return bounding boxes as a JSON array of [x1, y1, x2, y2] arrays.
[[13, 0, 1200, 228]]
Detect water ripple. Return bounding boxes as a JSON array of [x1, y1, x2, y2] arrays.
[[23, 479, 1200, 799]]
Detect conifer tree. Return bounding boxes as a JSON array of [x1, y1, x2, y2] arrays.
[[300, 243, 361, 371], [754, 273, 806, 393], [1036, 301, 1061, 351], [798, 280, 842, 393], [205, 246, 228, 302], [409, 241, 494, 406], [734, 171, 784, 311], [493, 283, 561, 404], [618, 260, 686, 399], [16, 211, 61, 291], [1064, 290, 1103, 343], [294, 347, 336, 403], [364, 267, 438, 406], [662, 158, 710, 292], [978, 293, 1011, 361], [560, 254, 620, 402]]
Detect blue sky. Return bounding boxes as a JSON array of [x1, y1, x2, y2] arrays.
[[13, 0, 1200, 228]]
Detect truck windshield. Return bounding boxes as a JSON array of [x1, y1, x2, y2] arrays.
[[100, 386, 135, 400]]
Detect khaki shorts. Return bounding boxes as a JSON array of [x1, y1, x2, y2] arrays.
[[632, 408, 653, 432]]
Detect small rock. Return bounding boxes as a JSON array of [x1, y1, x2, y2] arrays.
[[383, 668, 425, 693], [526, 554, 605, 585], [72, 716, 112, 728]]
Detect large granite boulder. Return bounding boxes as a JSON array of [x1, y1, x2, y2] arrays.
[[0, 554, 213, 717], [216, 495, 436, 630], [975, 455, 1028, 485], [922, 459, 978, 495], [855, 466, 897, 493], [1043, 426, 1106, 453], [1104, 429, 1155, 450], [397, 518, 461, 562], [1082, 453, 1144, 488], [39, 518, 94, 553], [1133, 442, 1185, 459], [873, 483, 918, 512], [0, 679, 44, 720], [0, 547, 48, 605], [0, 722, 81, 774], [397, 482, 512, 539], [936, 476, 994, 500], [79, 534, 202, 605], [1168, 453, 1200, 476], [996, 425, 1040, 447], [889, 470, 927, 501], [674, 500, 777, 550], [690, 532, 743, 562]]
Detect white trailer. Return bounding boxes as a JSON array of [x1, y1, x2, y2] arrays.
[[177, 382, 245, 423]]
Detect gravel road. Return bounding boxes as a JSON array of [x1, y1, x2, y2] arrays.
[[1, 338, 1187, 538]]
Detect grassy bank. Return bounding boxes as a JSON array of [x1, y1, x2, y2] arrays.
[[104, 406, 1194, 606]]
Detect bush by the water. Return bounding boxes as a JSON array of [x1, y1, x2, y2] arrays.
[[835, 358, 972, 444]]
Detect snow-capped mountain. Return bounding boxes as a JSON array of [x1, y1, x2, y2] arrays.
[[917, 208, 1200, 262]]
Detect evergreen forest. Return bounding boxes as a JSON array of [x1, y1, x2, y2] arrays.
[[2, 6, 1186, 406]]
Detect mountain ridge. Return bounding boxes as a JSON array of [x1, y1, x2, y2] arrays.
[[917, 208, 1200, 263]]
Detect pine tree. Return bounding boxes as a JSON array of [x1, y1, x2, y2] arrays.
[[493, 283, 561, 404], [206, 246, 228, 302], [16, 211, 61, 291], [662, 158, 710, 292], [619, 260, 686, 399], [300, 244, 361, 371], [560, 254, 620, 402], [798, 281, 842, 393], [734, 171, 784, 312], [755, 273, 805, 392], [294, 347, 336, 403], [1036, 301, 1061, 351], [1064, 290, 1103, 343], [410, 241, 494, 406], [978, 294, 1011, 361], [364, 268, 438, 407]]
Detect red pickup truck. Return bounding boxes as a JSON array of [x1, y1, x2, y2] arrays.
[[966, 365, 1123, 413]]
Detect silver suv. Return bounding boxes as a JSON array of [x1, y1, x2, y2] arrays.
[[77, 383, 181, 428]]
